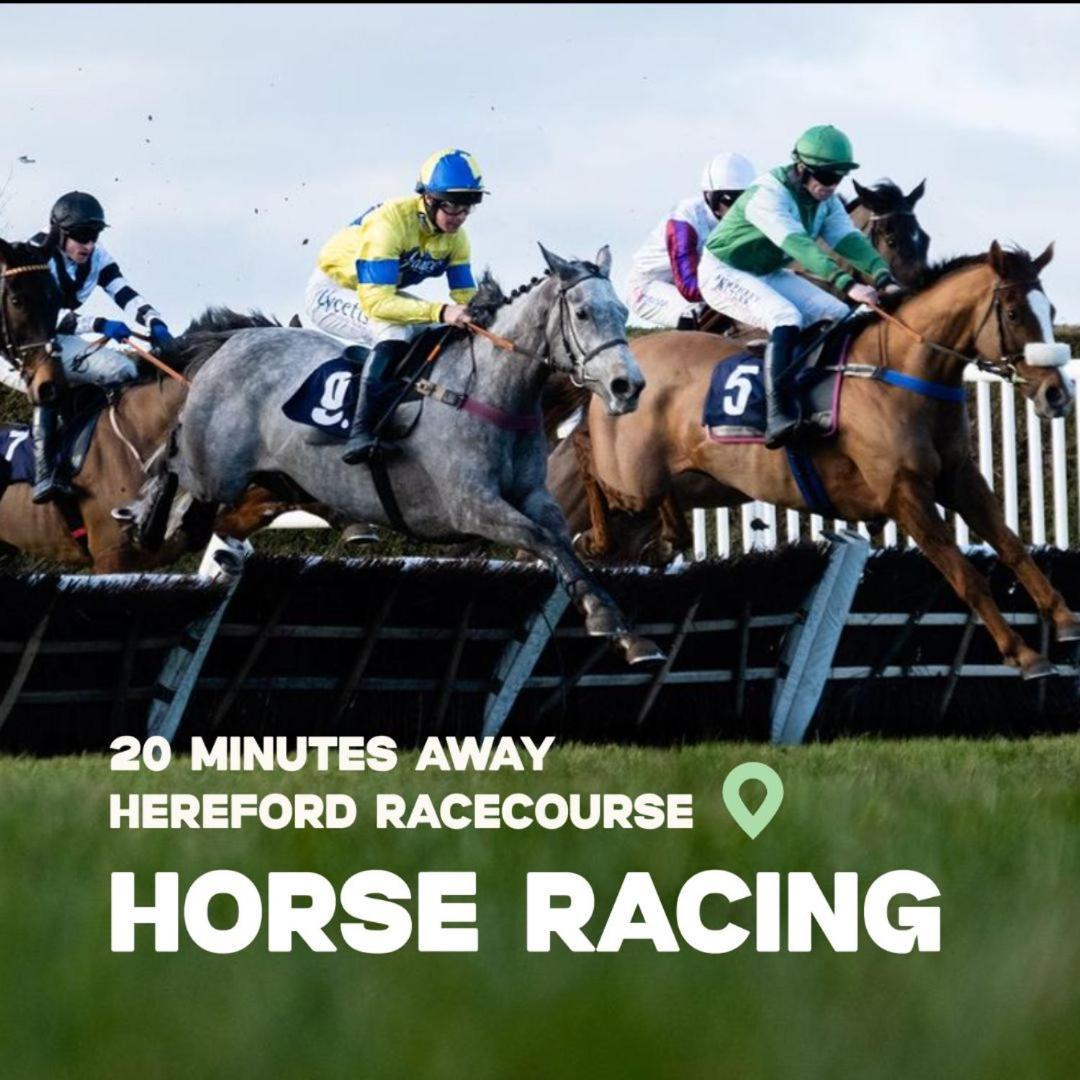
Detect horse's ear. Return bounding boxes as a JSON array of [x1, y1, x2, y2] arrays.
[[538, 243, 575, 281], [0, 238, 11, 267], [989, 240, 1007, 276], [594, 245, 612, 278], [1033, 242, 1054, 274], [906, 179, 926, 207], [851, 179, 872, 205]]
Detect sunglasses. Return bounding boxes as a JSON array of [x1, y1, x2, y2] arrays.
[[434, 200, 476, 217], [805, 166, 845, 187], [66, 227, 101, 244]]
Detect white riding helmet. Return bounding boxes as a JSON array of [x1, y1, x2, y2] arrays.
[[701, 152, 757, 193]]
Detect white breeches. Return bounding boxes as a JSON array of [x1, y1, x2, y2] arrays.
[[697, 249, 849, 331], [303, 270, 432, 346], [0, 335, 137, 392], [627, 275, 703, 328]]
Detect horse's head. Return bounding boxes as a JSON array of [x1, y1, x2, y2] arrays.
[[850, 179, 930, 286], [0, 238, 61, 401], [981, 241, 1072, 420], [537, 244, 645, 415]]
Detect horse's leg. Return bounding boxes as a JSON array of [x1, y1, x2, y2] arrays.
[[467, 490, 662, 665], [571, 427, 615, 557], [940, 459, 1080, 642], [890, 471, 1051, 677]]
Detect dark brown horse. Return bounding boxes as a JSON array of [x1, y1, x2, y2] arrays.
[[846, 179, 929, 287], [552, 242, 1077, 678], [0, 281, 310, 571]]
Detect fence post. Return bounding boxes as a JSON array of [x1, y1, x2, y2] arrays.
[[146, 544, 246, 744], [482, 584, 570, 738], [770, 530, 870, 746]]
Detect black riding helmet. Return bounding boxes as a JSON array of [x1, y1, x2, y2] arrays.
[[49, 191, 108, 238]]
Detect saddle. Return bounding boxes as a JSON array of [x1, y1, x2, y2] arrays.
[[702, 325, 850, 445], [0, 385, 106, 497], [281, 328, 452, 443]]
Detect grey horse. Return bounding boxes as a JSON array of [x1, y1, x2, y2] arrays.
[[128, 245, 663, 664]]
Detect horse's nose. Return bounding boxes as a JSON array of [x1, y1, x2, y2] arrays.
[[611, 376, 632, 399]]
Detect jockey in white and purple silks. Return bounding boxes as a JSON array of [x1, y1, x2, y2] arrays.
[[626, 152, 757, 330], [698, 126, 898, 449]]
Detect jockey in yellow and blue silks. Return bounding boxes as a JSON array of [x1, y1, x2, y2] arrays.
[[304, 148, 485, 463], [698, 126, 897, 449]]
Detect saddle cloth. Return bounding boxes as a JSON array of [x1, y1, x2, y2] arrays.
[[702, 334, 851, 444], [0, 386, 105, 497], [281, 330, 449, 440]]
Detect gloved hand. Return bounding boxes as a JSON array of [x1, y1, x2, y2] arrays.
[[847, 283, 880, 307], [98, 319, 132, 343], [149, 319, 175, 350]]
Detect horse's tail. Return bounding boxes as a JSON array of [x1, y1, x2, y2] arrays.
[[541, 372, 590, 444], [174, 306, 283, 376]]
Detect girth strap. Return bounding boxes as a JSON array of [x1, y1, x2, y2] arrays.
[[842, 363, 967, 403], [415, 378, 543, 433]]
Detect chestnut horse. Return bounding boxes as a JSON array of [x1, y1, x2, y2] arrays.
[[555, 242, 1077, 678]]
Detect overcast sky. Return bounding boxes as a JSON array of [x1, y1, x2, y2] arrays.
[[3, 3, 1079, 326]]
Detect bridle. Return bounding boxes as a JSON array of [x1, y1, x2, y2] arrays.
[[968, 278, 1043, 384], [0, 262, 55, 370], [466, 269, 630, 387], [552, 270, 630, 387]]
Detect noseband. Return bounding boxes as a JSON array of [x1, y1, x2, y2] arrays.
[[553, 270, 629, 387], [0, 263, 54, 370]]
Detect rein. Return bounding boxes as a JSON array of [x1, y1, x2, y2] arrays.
[[863, 278, 1040, 390]]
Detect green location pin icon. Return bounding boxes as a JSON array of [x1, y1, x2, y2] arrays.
[[723, 762, 784, 839]]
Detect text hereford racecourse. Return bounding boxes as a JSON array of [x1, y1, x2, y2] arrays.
[[108, 736, 941, 955]]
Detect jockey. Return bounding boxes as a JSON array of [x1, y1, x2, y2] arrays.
[[698, 126, 896, 448], [627, 152, 757, 330], [15, 192, 176, 503], [304, 148, 484, 463]]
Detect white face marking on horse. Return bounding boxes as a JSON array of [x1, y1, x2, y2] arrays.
[[1028, 289, 1055, 342]]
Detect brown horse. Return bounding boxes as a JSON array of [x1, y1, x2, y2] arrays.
[[553, 242, 1078, 678], [0, 373, 309, 570]]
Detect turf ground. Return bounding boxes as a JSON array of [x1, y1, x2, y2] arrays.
[[1, 736, 1077, 1079]]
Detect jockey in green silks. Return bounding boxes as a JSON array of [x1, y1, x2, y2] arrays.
[[698, 125, 897, 448]]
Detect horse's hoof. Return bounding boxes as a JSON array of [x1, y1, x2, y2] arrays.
[[1055, 620, 1080, 642], [1021, 657, 1056, 681], [621, 636, 665, 666]]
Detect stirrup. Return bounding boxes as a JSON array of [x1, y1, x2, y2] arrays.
[[32, 476, 73, 505], [343, 437, 400, 465]]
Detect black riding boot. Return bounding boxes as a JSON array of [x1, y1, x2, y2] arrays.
[[342, 343, 401, 465], [30, 403, 73, 504], [763, 325, 803, 450]]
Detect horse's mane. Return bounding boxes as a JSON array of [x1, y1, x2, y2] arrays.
[[175, 306, 282, 375], [467, 267, 556, 329]]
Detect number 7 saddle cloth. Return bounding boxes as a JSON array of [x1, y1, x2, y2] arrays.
[[701, 334, 851, 444]]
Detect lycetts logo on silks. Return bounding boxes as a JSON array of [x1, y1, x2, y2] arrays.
[[107, 739, 941, 956]]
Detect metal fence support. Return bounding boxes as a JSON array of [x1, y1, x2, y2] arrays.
[[770, 530, 870, 745], [146, 556, 245, 744], [482, 584, 570, 737]]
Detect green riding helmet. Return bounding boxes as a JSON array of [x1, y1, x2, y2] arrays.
[[792, 125, 859, 172]]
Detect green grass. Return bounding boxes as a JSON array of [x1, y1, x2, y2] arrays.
[[1, 737, 1078, 1079]]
